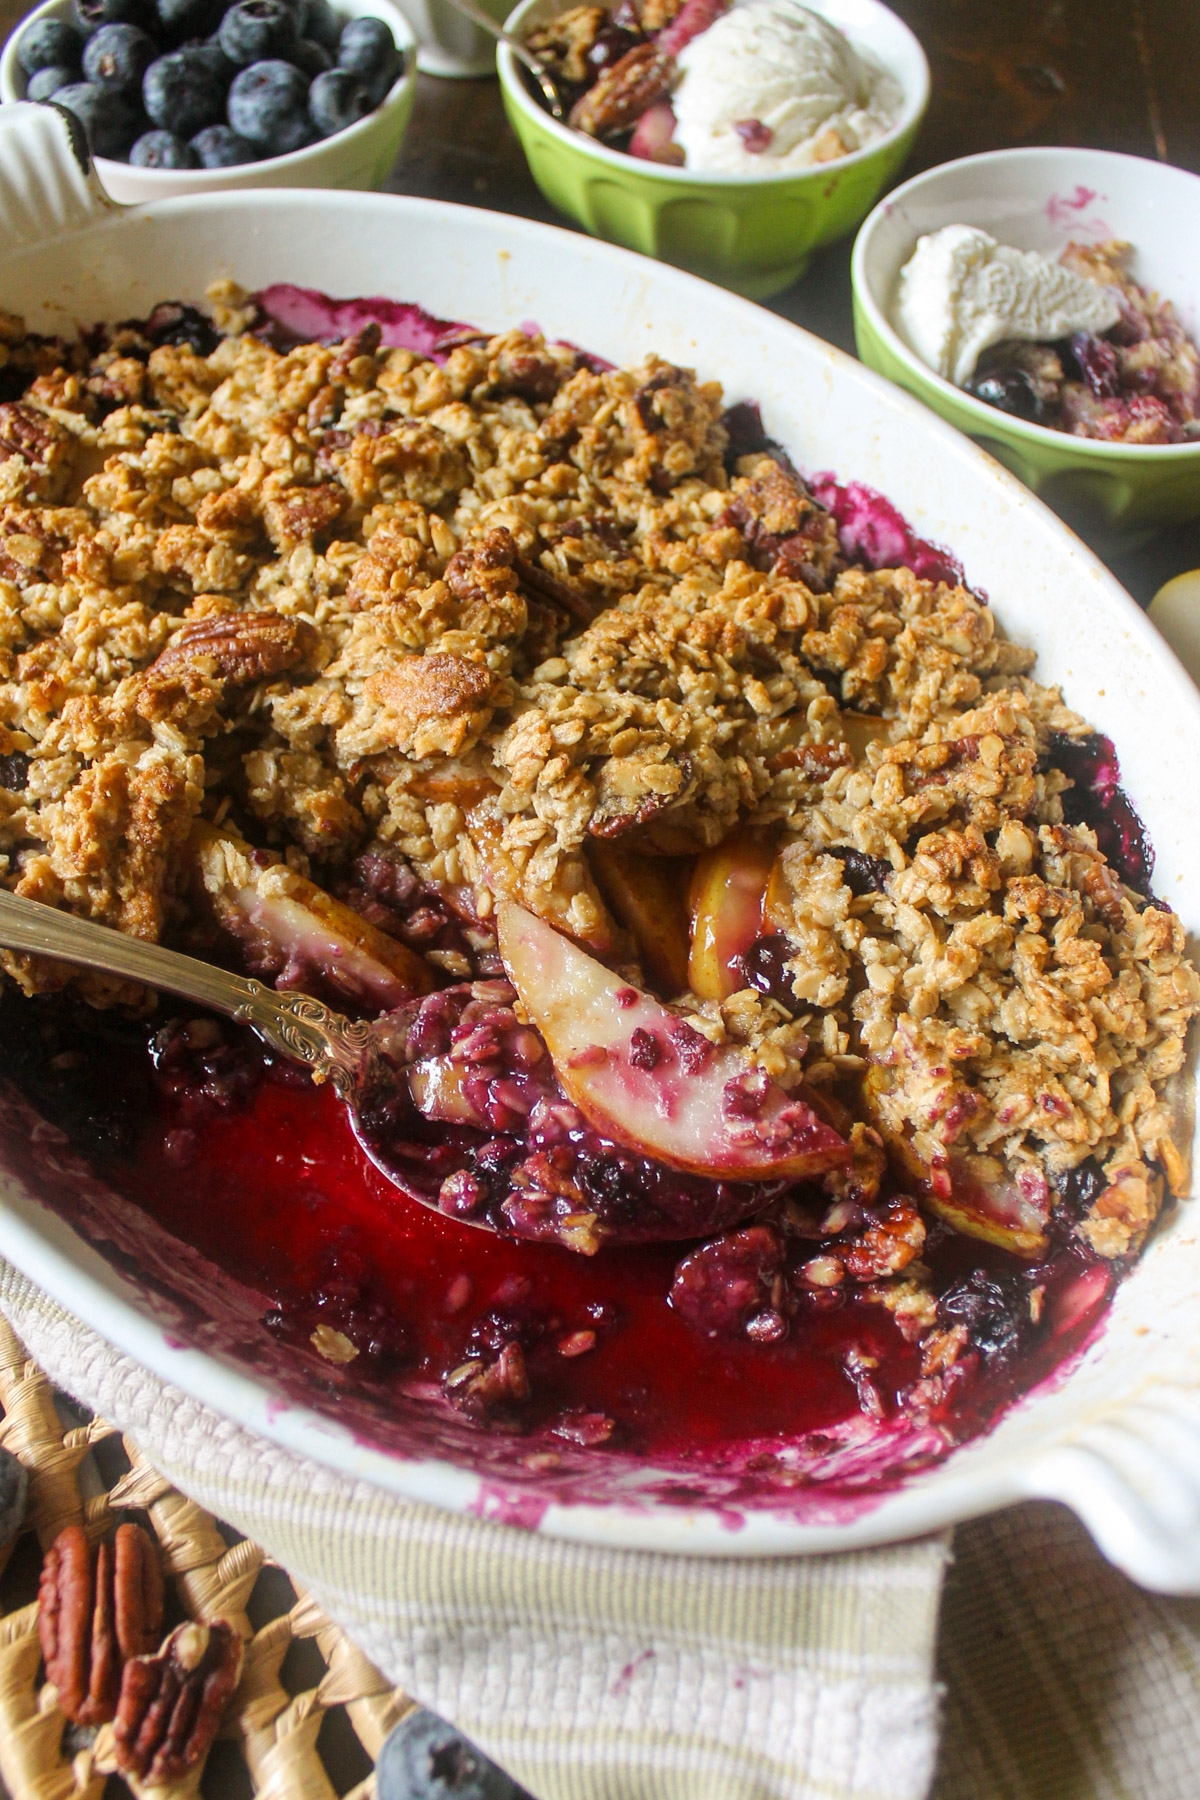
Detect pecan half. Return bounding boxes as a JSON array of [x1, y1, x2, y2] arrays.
[[39, 1522, 164, 1726], [569, 44, 673, 137], [514, 552, 598, 624], [0, 401, 67, 469], [150, 611, 318, 685], [114, 1617, 244, 1785]]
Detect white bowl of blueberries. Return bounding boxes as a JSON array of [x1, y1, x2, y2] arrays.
[[1, 0, 416, 199]]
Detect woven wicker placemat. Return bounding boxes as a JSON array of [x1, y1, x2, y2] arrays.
[[0, 1316, 411, 1798]]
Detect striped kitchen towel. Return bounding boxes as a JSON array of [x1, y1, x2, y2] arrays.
[[0, 1258, 947, 1800]]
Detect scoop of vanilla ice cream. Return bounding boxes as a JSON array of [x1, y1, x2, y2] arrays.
[[672, 0, 900, 177], [893, 225, 1122, 387]]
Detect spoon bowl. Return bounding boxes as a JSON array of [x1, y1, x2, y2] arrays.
[[0, 887, 797, 1251]]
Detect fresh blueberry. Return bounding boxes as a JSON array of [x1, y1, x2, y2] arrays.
[[153, 0, 223, 41], [189, 120, 255, 164], [52, 80, 141, 156], [336, 15, 398, 105], [74, 0, 156, 32], [143, 46, 226, 134], [130, 125, 198, 164], [375, 1710, 531, 1800], [303, 0, 341, 51], [191, 38, 237, 83], [227, 57, 311, 152], [219, 0, 298, 66], [0, 1448, 26, 1546], [82, 22, 156, 93], [26, 63, 79, 100], [17, 16, 86, 75], [308, 66, 371, 135], [290, 34, 330, 75]]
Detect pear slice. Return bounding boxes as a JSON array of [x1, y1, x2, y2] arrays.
[[687, 829, 776, 1001], [496, 900, 850, 1182], [588, 841, 691, 996], [862, 1064, 1050, 1257], [190, 821, 432, 1009]]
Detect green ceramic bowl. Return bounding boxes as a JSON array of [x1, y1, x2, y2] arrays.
[[499, 0, 929, 300], [852, 147, 1200, 536]]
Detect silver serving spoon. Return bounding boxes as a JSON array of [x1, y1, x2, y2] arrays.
[[0, 887, 380, 1101], [439, 0, 569, 119], [0, 889, 779, 1250]]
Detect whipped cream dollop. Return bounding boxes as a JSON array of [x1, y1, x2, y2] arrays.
[[672, 0, 901, 177], [893, 225, 1122, 387]]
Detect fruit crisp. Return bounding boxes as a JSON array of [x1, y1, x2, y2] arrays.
[[0, 282, 1195, 1473], [967, 241, 1200, 444]]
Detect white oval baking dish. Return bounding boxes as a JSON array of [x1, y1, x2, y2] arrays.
[[2, 100, 1199, 1586]]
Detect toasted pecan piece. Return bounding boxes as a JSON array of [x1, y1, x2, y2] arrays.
[[569, 44, 673, 137], [0, 401, 68, 469], [151, 611, 318, 685], [263, 483, 347, 551]]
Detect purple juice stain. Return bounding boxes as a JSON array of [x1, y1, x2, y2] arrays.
[[1048, 731, 1155, 892], [810, 474, 965, 588], [252, 284, 482, 361]]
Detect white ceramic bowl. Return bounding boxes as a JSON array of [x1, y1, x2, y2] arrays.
[[405, 0, 512, 77], [0, 0, 416, 202], [851, 147, 1200, 535], [3, 100, 1200, 1585]]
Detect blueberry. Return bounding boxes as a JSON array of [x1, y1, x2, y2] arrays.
[[303, 0, 341, 50], [336, 15, 398, 105], [966, 366, 1042, 422], [153, 0, 222, 41], [83, 22, 156, 93], [308, 65, 371, 135], [0, 1448, 27, 1547], [227, 57, 311, 152], [26, 63, 78, 100], [17, 16, 86, 75], [194, 37, 237, 83], [937, 1271, 1031, 1363], [375, 1710, 530, 1800], [189, 120, 255, 164], [52, 80, 141, 156], [219, 0, 298, 65], [143, 47, 226, 134], [74, 0, 155, 31], [291, 34, 330, 75], [130, 126, 198, 164]]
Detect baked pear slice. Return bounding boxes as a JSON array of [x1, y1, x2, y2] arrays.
[[496, 900, 850, 1182], [863, 1064, 1051, 1257], [190, 822, 432, 1009]]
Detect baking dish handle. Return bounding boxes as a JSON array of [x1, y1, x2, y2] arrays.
[[0, 101, 120, 257]]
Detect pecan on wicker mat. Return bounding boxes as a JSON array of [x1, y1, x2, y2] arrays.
[[114, 1617, 244, 1783], [37, 1521, 164, 1725]]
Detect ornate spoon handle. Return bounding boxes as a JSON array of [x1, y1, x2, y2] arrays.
[[0, 888, 376, 1099]]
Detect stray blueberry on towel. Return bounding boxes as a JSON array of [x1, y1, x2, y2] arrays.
[[375, 1709, 532, 1800]]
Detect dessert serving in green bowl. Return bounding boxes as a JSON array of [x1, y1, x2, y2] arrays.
[[498, 0, 929, 298], [852, 146, 1200, 535]]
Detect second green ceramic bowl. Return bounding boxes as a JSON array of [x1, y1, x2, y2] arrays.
[[499, 0, 929, 299], [851, 147, 1200, 535]]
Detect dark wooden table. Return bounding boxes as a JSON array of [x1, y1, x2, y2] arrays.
[[3, 0, 1200, 597]]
